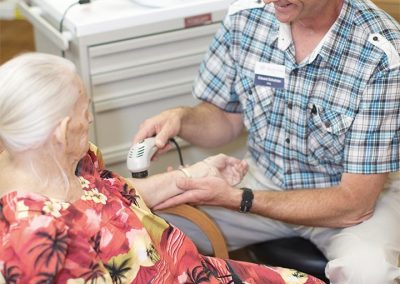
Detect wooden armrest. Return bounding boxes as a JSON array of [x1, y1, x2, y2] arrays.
[[159, 204, 229, 259]]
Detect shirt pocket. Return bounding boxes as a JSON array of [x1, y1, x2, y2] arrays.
[[306, 104, 354, 166], [241, 75, 274, 142]]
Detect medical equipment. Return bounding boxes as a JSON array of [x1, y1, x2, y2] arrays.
[[127, 137, 158, 178], [127, 137, 184, 178]]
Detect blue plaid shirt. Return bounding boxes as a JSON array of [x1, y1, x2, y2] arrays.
[[193, 0, 400, 189]]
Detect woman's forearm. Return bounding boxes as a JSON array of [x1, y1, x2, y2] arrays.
[[128, 170, 185, 208], [127, 153, 247, 208]]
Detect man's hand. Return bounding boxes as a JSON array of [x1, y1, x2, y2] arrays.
[[153, 176, 242, 210], [133, 102, 244, 152], [133, 107, 186, 152]]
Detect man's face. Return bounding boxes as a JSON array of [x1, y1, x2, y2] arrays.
[[263, 0, 329, 23]]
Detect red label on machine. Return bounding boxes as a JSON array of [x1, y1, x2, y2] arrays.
[[184, 13, 212, 28]]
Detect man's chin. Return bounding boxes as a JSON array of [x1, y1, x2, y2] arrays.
[[275, 14, 293, 23], [274, 4, 298, 23]]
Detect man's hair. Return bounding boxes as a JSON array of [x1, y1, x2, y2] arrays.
[[0, 53, 80, 152]]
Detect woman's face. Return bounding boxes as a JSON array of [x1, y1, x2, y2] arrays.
[[67, 77, 93, 160]]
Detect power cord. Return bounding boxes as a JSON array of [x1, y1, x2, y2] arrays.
[[59, 0, 91, 57], [169, 138, 184, 167]]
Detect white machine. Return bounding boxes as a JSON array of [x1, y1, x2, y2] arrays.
[[127, 137, 158, 178]]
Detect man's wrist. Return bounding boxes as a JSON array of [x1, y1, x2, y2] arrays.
[[176, 106, 191, 122]]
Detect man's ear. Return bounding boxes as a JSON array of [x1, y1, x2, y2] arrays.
[[54, 116, 71, 148]]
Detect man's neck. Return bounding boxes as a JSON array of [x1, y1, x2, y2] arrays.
[[292, 0, 343, 33], [290, 0, 343, 63]]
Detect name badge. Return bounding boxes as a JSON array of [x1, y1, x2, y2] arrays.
[[254, 62, 286, 89]]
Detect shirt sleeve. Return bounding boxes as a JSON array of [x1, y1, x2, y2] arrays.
[[192, 15, 243, 113], [344, 65, 400, 173]]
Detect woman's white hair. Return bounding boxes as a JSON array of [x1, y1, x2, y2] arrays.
[[0, 52, 80, 152]]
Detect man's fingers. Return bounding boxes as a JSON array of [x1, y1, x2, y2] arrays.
[[155, 125, 177, 148], [133, 130, 154, 145], [133, 116, 166, 145], [153, 143, 173, 157]]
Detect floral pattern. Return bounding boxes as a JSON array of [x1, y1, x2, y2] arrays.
[[0, 144, 325, 283], [42, 200, 70, 218], [81, 187, 108, 204]]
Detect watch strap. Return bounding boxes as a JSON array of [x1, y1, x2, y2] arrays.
[[239, 187, 254, 213]]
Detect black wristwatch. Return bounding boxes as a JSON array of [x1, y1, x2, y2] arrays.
[[239, 187, 254, 213]]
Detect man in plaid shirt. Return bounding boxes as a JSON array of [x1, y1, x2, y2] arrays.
[[133, 0, 400, 282]]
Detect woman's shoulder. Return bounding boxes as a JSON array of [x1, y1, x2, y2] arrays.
[[0, 191, 71, 227], [0, 192, 82, 283]]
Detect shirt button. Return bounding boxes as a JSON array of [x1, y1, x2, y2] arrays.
[[288, 102, 293, 109], [248, 89, 253, 95], [324, 121, 331, 128], [285, 138, 290, 143], [286, 169, 291, 174], [373, 36, 378, 41]]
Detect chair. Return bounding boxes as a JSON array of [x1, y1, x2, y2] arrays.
[[246, 237, 329, 283], [160, 204, 229, 259]]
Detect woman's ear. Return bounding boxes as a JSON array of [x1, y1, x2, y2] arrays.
[[54, 116, 71, 149]]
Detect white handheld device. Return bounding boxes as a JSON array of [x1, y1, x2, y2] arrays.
[[127, 137, 158, 178]]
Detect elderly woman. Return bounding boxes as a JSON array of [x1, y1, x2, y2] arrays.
[[0, 53, 324, 283]]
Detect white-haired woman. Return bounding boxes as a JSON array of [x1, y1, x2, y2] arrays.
[[0, 53, 324, 283]]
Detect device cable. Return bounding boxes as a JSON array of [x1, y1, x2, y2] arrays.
[[169, 137, 184, 167], [59, 0, 91, 58]]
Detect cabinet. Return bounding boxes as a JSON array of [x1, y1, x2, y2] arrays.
[[20, 0, 247, 176]]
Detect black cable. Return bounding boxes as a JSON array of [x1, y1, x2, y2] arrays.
[[59, 0, 91, 58], [169, 138, 184, 166]]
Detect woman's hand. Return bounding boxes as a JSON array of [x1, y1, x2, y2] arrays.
[[180, 154, 248, 186]]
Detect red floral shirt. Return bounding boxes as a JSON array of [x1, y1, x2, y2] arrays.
[[0, 144, 324, 283]]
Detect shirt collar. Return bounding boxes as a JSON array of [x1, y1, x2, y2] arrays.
[[301, 22, 334, 65], [277, 22, 292, 51], [318, 0, 354, 63], [272, 0, 354, 65]]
